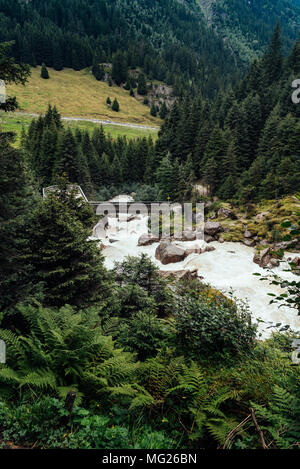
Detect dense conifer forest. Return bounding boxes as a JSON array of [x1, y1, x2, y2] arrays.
[[0, 0, 239, 97], [0, 0, 300, 453]]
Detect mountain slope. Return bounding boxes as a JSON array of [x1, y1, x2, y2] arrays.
[[198, 0, 300, 65], [0, 0, 299, 97], [6, 66, 161, 126], [0, 0, 237, 97]]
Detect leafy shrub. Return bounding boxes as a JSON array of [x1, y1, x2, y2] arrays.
[[174, 292, 256, 359], [0, 398, 130, 449], [0, 398, 175, 449], [117, 312, 172, 359]]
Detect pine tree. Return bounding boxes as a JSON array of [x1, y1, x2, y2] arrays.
[[41, 63, 49, 79], [150, 102, 157, 117], [201, 126, 226, 184], [218, 174, 237, 200], [159, 101, 168, 119], [53, 129, 81, 183], [263, 22, 283, 85], [202, 157, 218, 197], [112, 51, 128, 85], [137, 73, 147, 95], [92, 62, 104, 81], [39, 124, 59, 186], [156, 155, 178, 200], [112, 98, 120, 112], [0, 135, 39, 311], [53, 43, 64, 71], [81, 131, 101, 188], [92, 126, 106, 158], [28, 187, 112, 308]]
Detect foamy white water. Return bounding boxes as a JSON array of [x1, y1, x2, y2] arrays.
[[98, 208, 300, 337]]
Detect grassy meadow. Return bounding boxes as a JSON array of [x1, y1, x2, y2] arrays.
[[6, 66, 161, 127]]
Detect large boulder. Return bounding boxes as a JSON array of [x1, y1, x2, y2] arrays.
[[244, 230, 253, 239], [174, 230, 197, 242], [243, 239, 255, 247], [204, 222, 223, 237], [291, 257, 300, 275], [255, 211, 270, 221], [204, 235, 215, 243], [155, 240, 186, 265], [138, 233, 159, 246], [93, 216, 109, 238], [155, 240, 171, 261], [218, 207, 236, 220], [253, 248, 276, 268]]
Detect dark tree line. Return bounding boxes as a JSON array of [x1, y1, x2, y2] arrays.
[[23, 105, 160, 197]]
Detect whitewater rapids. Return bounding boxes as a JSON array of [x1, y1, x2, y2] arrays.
[[98, 195, 300, 337]]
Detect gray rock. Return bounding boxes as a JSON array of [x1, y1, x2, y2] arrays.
[[244, 230, 252, 239], [204, 235, 215, 243], [204, 245, 216, 253], [138, 233, 159, 246], [243, 239, 255, 247], [218, 207, 236, 219], [204, 222, 223, 236], [160, 245, 186, 265], [255, 211, 270, 221], [253, 247, 279, 269], [173, 230, 197, 242], [269, 258, 280, 268], [155, 240, 171, 261]]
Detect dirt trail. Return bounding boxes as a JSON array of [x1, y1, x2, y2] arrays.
[[15, 112, 159, 131]]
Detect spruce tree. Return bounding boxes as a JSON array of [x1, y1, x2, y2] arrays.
[[137, 73, 147, 95], [28, 187, 112, 308], [112, 98, 120, 112], [81, 131, 101, 188], [53, 129, 81, 183], [202, 157, 218, 197], [263, 22, 283, 85], [92, 62, 104, 81], [159, 101, 168, 119], [112, 51, 128, 86], [0, 135, 39, 311], [150, 102, 157, 117], [156, 155, 177, 200], [41, 63, 50, 79]]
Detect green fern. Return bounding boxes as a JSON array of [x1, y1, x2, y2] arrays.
[[0, 303, 141, 402], [251, 385, 300, 449]]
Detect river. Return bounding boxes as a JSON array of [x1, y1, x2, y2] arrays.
[[96, 195, 300, 337]]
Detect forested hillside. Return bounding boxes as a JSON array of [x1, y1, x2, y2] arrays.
[[11, 25, 299, 204], [0, 0, 238, 97], [156, 24, 300, 202], [199, 0, 300, 65]]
